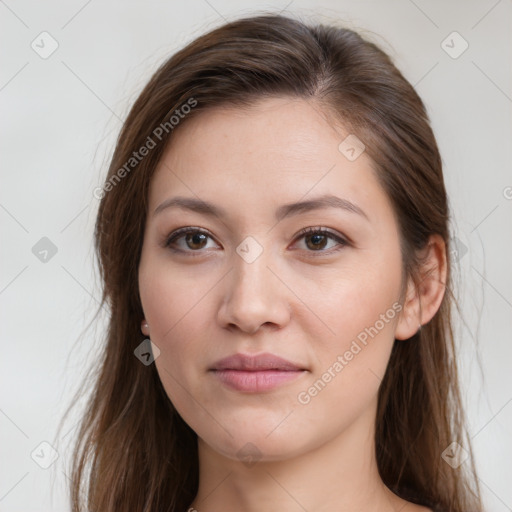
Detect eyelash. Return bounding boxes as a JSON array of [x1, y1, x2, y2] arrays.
[[164, 226, 349, 257]]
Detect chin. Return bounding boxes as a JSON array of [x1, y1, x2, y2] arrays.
[[198, 422, 315, 465]]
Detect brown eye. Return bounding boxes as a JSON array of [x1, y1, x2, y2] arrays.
[[304, 232, 329, 250], [165, 228, 218, 253], [184, 232, 208, 250], [294, 227, 349, 254]]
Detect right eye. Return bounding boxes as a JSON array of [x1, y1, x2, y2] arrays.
[[164, 227, 220, 254]]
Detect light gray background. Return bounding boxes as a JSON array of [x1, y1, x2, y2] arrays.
[[1, 1, 511, 510]]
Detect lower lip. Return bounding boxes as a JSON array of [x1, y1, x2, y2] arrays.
[[210, 369, 306, 392]]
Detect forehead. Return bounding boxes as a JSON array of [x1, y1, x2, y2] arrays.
[[161, 96, 349, 174], [147, 96, 392, 225]]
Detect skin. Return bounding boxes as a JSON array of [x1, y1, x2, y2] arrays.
[[138, 96, 446, 512]]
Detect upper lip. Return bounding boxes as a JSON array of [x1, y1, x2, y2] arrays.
[[210, 352, 306, 371]]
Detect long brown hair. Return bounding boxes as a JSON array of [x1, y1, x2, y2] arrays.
[[60, 11, 483, 511]]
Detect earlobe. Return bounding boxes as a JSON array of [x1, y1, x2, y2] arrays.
[[141, 319, 150, 336], [395, 234, 447, 340]]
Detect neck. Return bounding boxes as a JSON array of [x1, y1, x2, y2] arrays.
[[186, 403, 406, 512]]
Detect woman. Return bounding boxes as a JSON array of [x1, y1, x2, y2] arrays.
[[64, 12, 483, 512]]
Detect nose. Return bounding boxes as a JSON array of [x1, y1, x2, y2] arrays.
[[217, 244, 291, 335]]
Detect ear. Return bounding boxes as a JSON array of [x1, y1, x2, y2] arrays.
[[395, 234, 447, 340]]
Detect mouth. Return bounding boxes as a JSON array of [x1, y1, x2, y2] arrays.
[[210, 352, 306, 372], [209, 352, 308, 392]]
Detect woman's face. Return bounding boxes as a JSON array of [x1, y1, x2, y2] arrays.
[[138, 96, 405, 462]]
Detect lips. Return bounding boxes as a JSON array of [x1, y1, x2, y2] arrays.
[[210, 352, 305, 372], [209, 353, 308, 392]]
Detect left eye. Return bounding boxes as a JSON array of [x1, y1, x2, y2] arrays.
[[164, 227, 348, 255], [294, 227, 348, 253]]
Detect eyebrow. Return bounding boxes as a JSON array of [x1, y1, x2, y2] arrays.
[[153, 194, 369, 222]]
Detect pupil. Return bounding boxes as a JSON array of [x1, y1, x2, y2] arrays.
[[309, 234, 326, 249], [188, 233, 206, 249]]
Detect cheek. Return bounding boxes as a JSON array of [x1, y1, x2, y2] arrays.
[[138, 258, 218, 411], [293, 289, 400, 443], [295, 253, 402, 353], [139, 255, 217, 342], [303, 283, 399, 401], [292, 253, 402, 409]]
